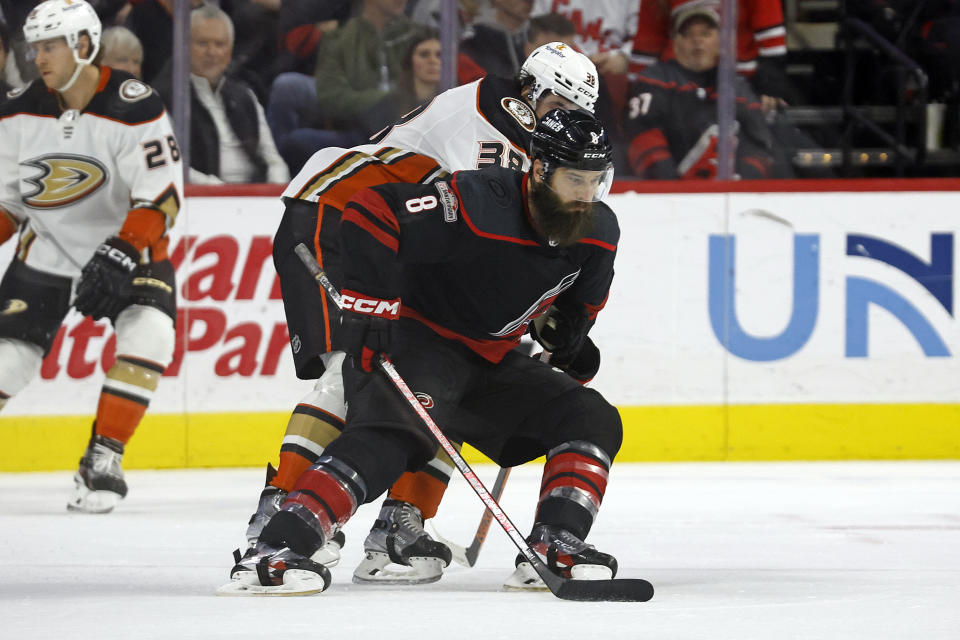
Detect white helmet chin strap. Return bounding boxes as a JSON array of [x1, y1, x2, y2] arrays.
[[57, 38, 99, 92], [57, 56, 87, 92]]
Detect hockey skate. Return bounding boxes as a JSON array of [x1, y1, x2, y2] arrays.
[[235, 479, 345, 568], [66, 434, 128, 514], [503, 524, 618, 591], [352, 499, 452, 585], [217, 543, 332, 596]]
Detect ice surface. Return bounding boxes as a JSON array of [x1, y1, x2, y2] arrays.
[[2, 462, 958, 640]]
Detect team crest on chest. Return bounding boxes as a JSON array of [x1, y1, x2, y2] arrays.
[[119, 79, 152, 102], [21, 154, 108, 208], [501, 97, 535, 132]]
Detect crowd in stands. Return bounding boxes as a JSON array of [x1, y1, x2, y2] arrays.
[[1, 0, 958, 182]]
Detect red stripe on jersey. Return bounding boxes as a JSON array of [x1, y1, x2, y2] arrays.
[[342, 210, 399, 252], [584, 292, 608, 321], [451, 173, 540, 247], [351, 188, 400, 233], [629, 128, 671, 175], [401, 306, 520, 363], [577, 236, 617, 252]]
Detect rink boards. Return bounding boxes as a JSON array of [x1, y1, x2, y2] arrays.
[[1, 180, 959, 470]]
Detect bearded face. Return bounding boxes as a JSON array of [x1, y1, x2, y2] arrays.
[[529, 170, 598, 247]]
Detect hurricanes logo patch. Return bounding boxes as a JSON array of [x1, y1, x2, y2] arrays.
[[415, 392, 434, 409], [501, 97, 535, 132], [119, 78, 152, 103], [291, 334, 302, 354], [21, 155, 107, 208], [1, 299, 28, 315]]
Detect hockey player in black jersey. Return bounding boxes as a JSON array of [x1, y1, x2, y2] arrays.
[[224, 109, 623, 596], [233, 42, 605, 587]]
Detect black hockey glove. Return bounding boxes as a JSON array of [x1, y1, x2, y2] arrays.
[[339, 291, 399, 372], [530, 304, 589, 364], [549, 336, 601, 384], [74, 236, 140, 320]]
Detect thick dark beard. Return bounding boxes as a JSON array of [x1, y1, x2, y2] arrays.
[[529, 178, 596, 247]]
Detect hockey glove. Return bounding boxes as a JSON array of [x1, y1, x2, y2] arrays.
[[339, 291, 399, 372], [530, 304, 589, 364], [74, 236, 140, 320], [548, 336, 601, 384]]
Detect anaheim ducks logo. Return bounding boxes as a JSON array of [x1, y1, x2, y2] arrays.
[[21, 154, 107, 208], [1, 299, 28, 315], [501, 97, 535, 132], [120, 78, 152, 103]]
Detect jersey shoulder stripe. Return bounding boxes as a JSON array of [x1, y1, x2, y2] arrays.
[[577, 203, 619, 251], [293, 147, 447, 206]]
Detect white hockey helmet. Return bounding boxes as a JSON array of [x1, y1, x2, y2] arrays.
[[520, 42, 599, 114], [24, 0, 102, 65]]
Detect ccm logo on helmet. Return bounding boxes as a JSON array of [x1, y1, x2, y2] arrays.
[[341, 293, 400, 318]]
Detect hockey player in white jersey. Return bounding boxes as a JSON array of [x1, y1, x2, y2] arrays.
[[0, 0, 182, 514], [226, 42, 602, 590]]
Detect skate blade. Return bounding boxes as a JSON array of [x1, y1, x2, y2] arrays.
[[215, 570, 327, 597], [502, 562, 548, 592], [67, 479, 120, 514], [352, 553, 444, 585]]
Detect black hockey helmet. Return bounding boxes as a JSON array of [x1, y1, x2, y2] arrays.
[[530, 108, 614, 201]]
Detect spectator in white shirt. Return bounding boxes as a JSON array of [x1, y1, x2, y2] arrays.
[[154, 4, 289, 184]]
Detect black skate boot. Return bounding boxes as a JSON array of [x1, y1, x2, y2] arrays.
[[352, 499, 452, 584], [218, 542, 332, 596], [233, 464, 344, 571], [503, 523, 618, 591], [67, 433, 128, 514]]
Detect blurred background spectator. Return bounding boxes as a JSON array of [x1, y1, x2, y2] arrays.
[[623, 4, 792, 179], [125, 0, 206, 85], [458, 0, 532, 84], [101, 26, 143, 78], [524, 11, 577, 54], [312, 0, 421, 137], [396, 27, 443, 113], [0, 17, 12, 98], [153, 4, 288, 184], [632, 0, 795, 111]]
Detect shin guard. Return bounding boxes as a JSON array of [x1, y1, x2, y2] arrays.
[[535, 440, 611, 540], [263, 455, 367, 557]]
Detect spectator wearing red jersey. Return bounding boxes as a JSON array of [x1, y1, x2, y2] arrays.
[[632, 0, 791, 112], [623, 5, 791, 180]]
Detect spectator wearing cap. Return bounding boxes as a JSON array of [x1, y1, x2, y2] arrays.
[[631, 0, 791, 112], [623, 5, 791, 180]]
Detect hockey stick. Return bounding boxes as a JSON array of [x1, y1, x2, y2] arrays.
[[433, 352, 548, 567], [294, 243, 653, 602], [429, 466, 512, 567]]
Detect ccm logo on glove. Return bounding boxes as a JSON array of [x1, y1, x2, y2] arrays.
[[96, 243, 138, 273], [341, 293, 400, 318]]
